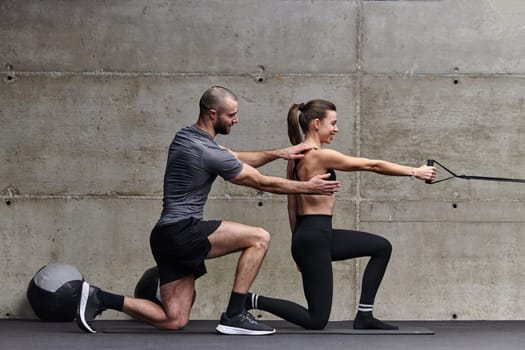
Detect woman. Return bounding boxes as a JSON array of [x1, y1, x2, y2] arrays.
[[245, 100, 436, 330]]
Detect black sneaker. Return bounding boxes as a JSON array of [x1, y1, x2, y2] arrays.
[[75, 281, 106, 334], [216, 311, 275, 335]]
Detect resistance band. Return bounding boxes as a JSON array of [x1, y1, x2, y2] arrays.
[[425, 160, 525, 185]]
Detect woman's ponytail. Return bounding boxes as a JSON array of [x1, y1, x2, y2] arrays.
[[287, 103, 303, 145]]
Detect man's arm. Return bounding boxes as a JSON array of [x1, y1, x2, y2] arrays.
[[229, 143, 314, 168], [229, 163, 340, 195]]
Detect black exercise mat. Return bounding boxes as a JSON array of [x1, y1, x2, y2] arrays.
[[101, 320, 434, 335]]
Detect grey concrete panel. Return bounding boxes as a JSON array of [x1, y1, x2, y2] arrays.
[[0, 197, 159, 319], [361, 221, 525, 320], [361, 199, 525, 320], [1, 0, 357, 74], [1, 74, 357, 197], [360, 75, 525, 200], [1, 74, 191, 196], [362, 0, 525, 74], [360, 200, 525, 224]]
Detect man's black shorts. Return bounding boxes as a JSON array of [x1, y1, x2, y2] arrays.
[[150, 217, 221, 285]]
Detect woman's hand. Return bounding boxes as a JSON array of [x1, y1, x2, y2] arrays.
[[413, 165, 437, 181]]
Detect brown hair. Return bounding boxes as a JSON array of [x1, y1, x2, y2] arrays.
[[287, 100, 336, 145], [198, 86, 237, 117]]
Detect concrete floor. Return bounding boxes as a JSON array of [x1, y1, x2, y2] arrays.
[[2, 319, 525, 350]]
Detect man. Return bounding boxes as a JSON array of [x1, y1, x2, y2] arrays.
[[75, 86, 340, 335]]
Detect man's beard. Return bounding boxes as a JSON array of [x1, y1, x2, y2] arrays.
[[214, 119, 231, 135]]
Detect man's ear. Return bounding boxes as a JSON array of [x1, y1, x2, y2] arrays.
[[208, 109, 217, 121]]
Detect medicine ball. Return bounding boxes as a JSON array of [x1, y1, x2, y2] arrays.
[[26, 263, 84, 322], [134, 266, 161, 305]]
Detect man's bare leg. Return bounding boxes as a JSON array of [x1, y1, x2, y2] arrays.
[[76, 275, 196, 333], [207, 221, 275, 335], [207, 221, 270, 293], [122, 275, 196, 330]]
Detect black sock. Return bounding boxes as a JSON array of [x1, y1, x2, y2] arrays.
[[97, 289, 125, 311], [353, 310, 398, 330], [226, 291, 247, 317]]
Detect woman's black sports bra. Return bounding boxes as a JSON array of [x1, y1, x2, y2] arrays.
[[293, 159, 337, 181]]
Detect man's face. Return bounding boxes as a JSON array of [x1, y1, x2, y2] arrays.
[[214, 97, 239, 135]]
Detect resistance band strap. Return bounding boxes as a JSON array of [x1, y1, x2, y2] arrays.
[[425, 159, 525, 184]]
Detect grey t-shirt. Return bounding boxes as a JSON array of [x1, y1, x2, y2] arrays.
[[157, 125, 243, 225]]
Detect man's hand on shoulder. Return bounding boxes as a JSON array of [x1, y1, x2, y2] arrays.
[[279, 143, 316, 160]]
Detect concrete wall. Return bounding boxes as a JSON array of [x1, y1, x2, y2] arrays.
[[1, 0, 524, 321]]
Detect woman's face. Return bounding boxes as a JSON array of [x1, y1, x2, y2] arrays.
[[318, 110, 338, 144]]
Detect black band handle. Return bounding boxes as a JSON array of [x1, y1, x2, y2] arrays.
[[425, 159, 434, 184]]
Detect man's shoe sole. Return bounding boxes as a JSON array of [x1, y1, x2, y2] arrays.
[[76, 281, 96, 334], [215, 324, 276, 335]]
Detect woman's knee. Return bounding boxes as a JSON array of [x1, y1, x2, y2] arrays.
[[304, 316, 329, 330], [382, 238, 392, 255], [376, 237, 392, 259]]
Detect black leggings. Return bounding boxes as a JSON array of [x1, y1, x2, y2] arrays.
[[256, 215, 392, 330]]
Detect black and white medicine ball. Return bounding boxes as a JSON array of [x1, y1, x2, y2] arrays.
[[26, 263, 83, 322], [134, 266, 161, 305]]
